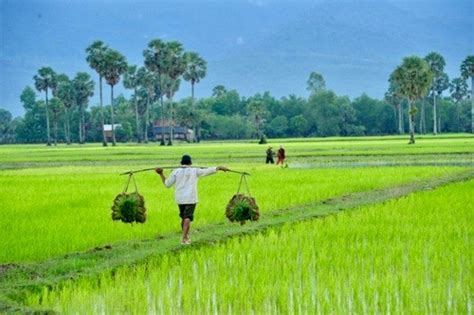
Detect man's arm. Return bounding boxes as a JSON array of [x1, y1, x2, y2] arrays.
[[155, 168, 167, 185], [196, 166, 229, 177]]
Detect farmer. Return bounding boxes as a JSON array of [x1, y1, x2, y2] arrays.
[[266, 146, 275, 164], [155, 155, 228, 245], [276, 145, 286, 165]]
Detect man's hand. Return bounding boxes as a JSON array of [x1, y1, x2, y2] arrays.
[[155, 168, 163, 174], [217, 166, 229, 172]]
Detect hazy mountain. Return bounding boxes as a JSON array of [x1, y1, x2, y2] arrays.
[[1, 0, 472, 116]]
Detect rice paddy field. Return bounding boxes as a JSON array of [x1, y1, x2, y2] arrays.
[[0, 134, 473, 313]]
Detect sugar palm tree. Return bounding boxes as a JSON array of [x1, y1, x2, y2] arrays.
[[144, 39, 167, 145], [48, 97, 63, 145], [389, 56, 433, 144], [103, 48, 127, 146], [432, 72, 449, 133], [183, 51, 207, 142], [460, 55, 474, 133], [449, 77, 468, 132], [86, 40, 109, 146], [72, 72, 94, 144], [137, 67, 157, 143], [161, 74, 181, 145], [163, 41, 186, 145], [33, 67, 57, 146], [54, 74, 74, 144], [385, 81, 404, 134], [424, 52, 446, 135], [123, 65, 142, 143]]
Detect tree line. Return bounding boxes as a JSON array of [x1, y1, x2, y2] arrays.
[[0, 40, 472, 145]]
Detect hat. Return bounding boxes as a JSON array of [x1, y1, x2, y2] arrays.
[[180, 155, 192, 165]]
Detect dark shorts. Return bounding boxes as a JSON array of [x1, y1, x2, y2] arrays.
[[178, 204, 196, 221]]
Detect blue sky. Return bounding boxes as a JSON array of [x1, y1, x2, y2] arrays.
[[1, 0, 472, 116]]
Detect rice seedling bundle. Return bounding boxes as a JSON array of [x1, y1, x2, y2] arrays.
[[225, 174, 259, 224], [225, 194, 259, 224], [111, 174, 146, 223]]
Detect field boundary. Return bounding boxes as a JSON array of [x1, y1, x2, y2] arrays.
[[1, 169, 473, 312]]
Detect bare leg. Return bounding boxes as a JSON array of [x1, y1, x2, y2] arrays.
[[182, 218, 191, 243]]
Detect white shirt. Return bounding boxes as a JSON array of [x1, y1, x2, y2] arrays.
[[165, 166, 217, 204]]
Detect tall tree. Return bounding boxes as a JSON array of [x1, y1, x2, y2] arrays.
[[144, 39, 167, 145], [86, 40, 109, 146], [306, 72, 326, 95], [183, 51, 207, 141], [48, 97, 63, 145], [137, 67, 157, 143], [162, 41, 186, 145], [247, 99, 268, 143], [161, 74, 181, 145], [72, 72, 94, 144], [424, 52, 446, 135], [33, 67, 57, 146], [385, 82, 404, 134], [389, 56, 433, 144], [432, 72, 450, 133], [54, 74, 74, 144], [460, 55, 474, 133], [123, 65, 142, 143], [449, 77, 468, 131], [103, 48, 127, 146]]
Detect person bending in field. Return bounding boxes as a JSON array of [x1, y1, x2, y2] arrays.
[[155, 155, 228, 245]]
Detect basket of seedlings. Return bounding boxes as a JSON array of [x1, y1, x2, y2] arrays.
[[225, 174, 259, 225], [111, 174, 146, 224]]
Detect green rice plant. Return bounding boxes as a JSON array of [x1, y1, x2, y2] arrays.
[[26, 179, 473, 314], [0, 163, 465, 263]]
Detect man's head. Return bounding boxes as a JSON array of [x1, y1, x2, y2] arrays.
[[180, 155, 192, 165]]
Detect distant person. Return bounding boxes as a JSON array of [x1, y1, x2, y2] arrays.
[[155, 155, 228, 245], [266, 146, 275, 164], [276, 145, 286, 165]]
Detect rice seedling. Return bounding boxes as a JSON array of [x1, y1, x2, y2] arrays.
[[26, 179, 473, 313]]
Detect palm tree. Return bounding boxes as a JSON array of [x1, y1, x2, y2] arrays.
[[247, 99, 268, 144], [33, 67, 57, 146], [86, 40, 109, 146], [433, 72, 449, 133], [460, 55, 474, 133], [424, 52, 446, 135], [385, 81, 404, 134], [137, 67, 157, 143], [72, 72, 94, 144], [161, 74, 181, 145], [144, 39, 167, 145], [123, 65, 142, 143], [449, 77, 468, 132], [183, 51, 207, 142], [389, 56, 433, 144], [103, 48, 127, 146], [54, 74, 74, 144], [48, 97, 63, 145], [162, 41, 186, 145]]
